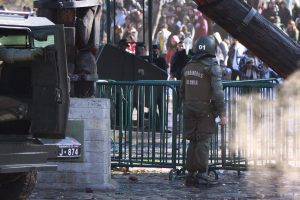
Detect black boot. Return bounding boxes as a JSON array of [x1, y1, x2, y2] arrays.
[[185, 173, 199, 187], [196, 172, 219, 186]]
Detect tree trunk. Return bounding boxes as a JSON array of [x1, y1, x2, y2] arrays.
[[193, 0, 300, 78]]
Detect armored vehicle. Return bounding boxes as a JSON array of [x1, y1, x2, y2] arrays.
[[0, 11, 80, 199]]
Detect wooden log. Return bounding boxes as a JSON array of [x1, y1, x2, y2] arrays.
[[193, 0, 300, 78]]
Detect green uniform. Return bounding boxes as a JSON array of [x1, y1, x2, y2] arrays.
[[180, 55, 225, 174]]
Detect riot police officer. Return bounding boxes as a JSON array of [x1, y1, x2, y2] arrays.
[[180, 35, 226, 186]]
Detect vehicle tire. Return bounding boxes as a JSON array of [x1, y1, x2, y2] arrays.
[[0, 170, 37, 200]]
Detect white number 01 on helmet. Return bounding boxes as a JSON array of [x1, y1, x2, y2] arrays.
[[198, 45, 206, 50]]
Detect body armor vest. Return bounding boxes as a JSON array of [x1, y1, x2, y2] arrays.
[[182, 61, 212, 101]]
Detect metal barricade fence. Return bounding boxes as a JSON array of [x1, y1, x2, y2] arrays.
[[96, 80, 184, 169], [96, 79, 300, 173]]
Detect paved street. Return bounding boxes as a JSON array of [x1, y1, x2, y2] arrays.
[[29, 167, 300, 200]]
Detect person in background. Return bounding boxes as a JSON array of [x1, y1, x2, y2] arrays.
[[286, 20, 299, 42], [292, 2, 300, 21], [114, 25, 124, 45], [259, 63, 279, 79], [152, 44, 169, 74], [115, 3, 127, 27], [212, 32, 229, 65], [170, 41, 190, 80], [182, 15, 195, 40], [183, 32, 193, 56], [278, 1, 292, 29], [193, 10, 209, 42], [166, 26, 181, 66], [117, 38, 130, 51], [262, 1, 279, 24], [227, 40, 247, 80], [180, 35, 226, 187], [155, 22, 171, 59], [240, 57, 260, 80], [220, 60, 232, 80], [135, 42, 147, 57]]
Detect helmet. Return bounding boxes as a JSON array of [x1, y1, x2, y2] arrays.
[[193, 35, 217, 56]]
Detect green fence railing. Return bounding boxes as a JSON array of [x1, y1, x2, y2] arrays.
[[96, 78, 300, 173], [96, 80, 183, 169]]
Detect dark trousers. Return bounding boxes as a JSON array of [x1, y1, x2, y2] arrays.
[[183, 102, 215, 174], [186, 134, 212, 173]]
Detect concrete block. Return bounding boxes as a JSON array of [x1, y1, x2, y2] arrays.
[[70, 98, 110, 109], [68, 108, 110, 119], [37, 98, 113, 191], [83, 151, 106, 163], [84, 140, 107, 152], [55, 162, 105, 173], [84, 130, 106, 141], [84, 118, 111, 130]]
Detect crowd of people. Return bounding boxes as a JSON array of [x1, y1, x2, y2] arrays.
[[109, 0, 300, 81], [154, 0, 297, 81], [1, 0, 298, 81]]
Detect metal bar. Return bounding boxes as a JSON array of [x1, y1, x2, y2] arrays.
[[34, 0, 101, 8], [171, 87, 178, 168], [221, 124, 226, 167], [148, 0, 153, 63], [113, 0, 116, 44], [142, 0, 145, 44], [128, 86, 133, 165], [106, 0, 111, 44]]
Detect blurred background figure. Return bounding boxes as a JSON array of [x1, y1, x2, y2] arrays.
[[193, 10, 208, 42], [155, 22, 171, 60], [0, 5, 6, 10], [152, 44, 169, 75], [166, 34, 180, 66], [240, 57, 260, 80], [278, 1, 292, 30], [227, 40, 247, 80], [212, 32, 229, 65], [286, 20, 299, 42], [220, 60, 232, 80], [262, 1, 279, 24], [170, 41, 189, 80], [183, 32, 193, 56], [118, 38, 129, 51], [135, 42, 147, 57], [259, 63, 279, 79]]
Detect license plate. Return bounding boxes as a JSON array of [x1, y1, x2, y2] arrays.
[[57, 145, 80, 158]]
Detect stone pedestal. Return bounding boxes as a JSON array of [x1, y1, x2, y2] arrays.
[[37, 98, 115, 190]]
